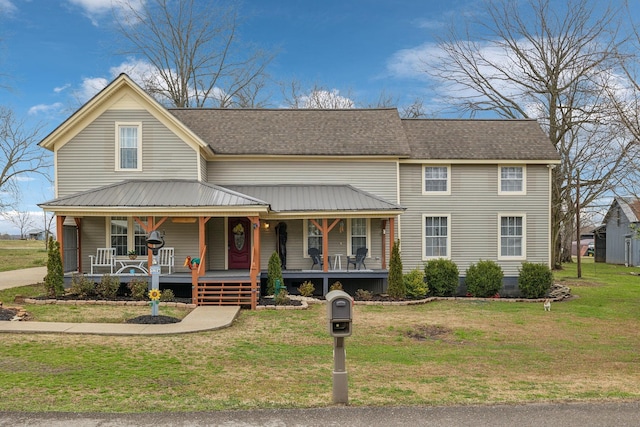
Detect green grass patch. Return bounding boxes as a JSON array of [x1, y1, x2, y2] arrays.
[[0, 259, 639, 412], [0, 240, 47, 272]]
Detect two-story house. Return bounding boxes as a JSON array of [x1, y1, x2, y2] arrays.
[[39, 74, 560, 307]]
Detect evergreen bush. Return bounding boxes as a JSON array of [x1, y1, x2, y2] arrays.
[[424, 258, 459, 297], [465, 260, 504, 297], [267, 251, 283, 296], [387, 240, 405, 299], [330, 281, 343, 291], [403, 267, 428, 299], [518, 262, 553, 298], [355, 288, 372, 301], [274, 288, 291, 305], [43, 237, 64, 297], [297, 280, 315, 297], [160, 288, 176, 302]]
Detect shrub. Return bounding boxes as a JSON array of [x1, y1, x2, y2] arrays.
[[355, 288, 372, 301], [387, 240, 405, 299], [298, 280, 315, 297], [518, 262, 553, 298], [330, 281, 343, 291], [127, 278, 149, 300], [267, 251, 283, 296], [274, 288, 290, 305], [95, 274, 119, 299], [69, 274, 95, 298], [43, 237, 64, 297], [465, 260, 504, 298], [160, 288, 176, 302], [404, 268, 428, 299], [424, 258, 459, 297]]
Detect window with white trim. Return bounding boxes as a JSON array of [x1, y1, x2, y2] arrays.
[[424, 215, 450, 258], [307, 219, 322, 255], [349, 218, 369, 256], [423, 165, 450, 194], [109, 216, 148, 256], [116, 123, 142, 171], [499, 215, 525, 259], [499, 166, 525, 194]]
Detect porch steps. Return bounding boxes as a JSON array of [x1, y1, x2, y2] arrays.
[[194, 279, 257, 308]]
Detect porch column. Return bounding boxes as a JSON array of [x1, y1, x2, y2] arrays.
[[56, 215, 65, 265], [74, 217, 82, 272], [250, 216, 260, 309], [311, 218, 341, 273], [381, 219, 387, 270], [198, 217, 209, 273], [389, 217, 396, 253]]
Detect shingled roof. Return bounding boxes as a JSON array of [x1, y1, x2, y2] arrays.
[[169, 108, 412, 156], [402, 119, 560, 161]]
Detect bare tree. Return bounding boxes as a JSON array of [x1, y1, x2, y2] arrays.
[[0, 107, 49, 209], [114, 0, 275, 108], [2, 210, 36, 240], [425, 0, 635, 267], [281, 80, 355, 109]]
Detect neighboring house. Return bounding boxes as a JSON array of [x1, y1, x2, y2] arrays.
[[601, 197, 640, 266], [38, 74, 560, 306], [27, 229, 49, 241]]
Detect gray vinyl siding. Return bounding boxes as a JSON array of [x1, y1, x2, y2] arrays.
[[604, 207, 634, 265], [57, 110, 199, 197], [81, 217, 108, 270], [399, 163, 551, 277], [208, 160, 399, 203]]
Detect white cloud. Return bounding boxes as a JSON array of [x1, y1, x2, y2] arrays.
[[28, 102, 64, 116], [54, 84, 71, 93], [0, 0, 17, 16], [74, 77, 109, 103], [386, 42, 438, 80], [66, 0, 145, 26]]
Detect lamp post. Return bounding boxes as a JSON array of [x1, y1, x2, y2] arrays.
[[146, 230, 165, 316]]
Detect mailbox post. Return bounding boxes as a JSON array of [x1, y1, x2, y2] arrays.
[[146, 230, 165, 316], [326, 290, 353, 404]]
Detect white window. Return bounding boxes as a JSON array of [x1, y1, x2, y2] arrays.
[[499, 215, 526, 259], [109, 216, 148, 256], [348, 218, 369, 256], [423, 165, 451, 195], [306, 219, 323, 255], [116, 123, 142, 171], [499, 166, 526, 194], [423, 215, 450, 259]]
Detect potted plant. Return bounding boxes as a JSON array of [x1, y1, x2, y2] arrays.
[[128, 250, 137, 260]]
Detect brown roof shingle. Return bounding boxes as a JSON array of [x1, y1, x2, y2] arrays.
[[402, 119, 560, 161], [169, 108, 412, 156]]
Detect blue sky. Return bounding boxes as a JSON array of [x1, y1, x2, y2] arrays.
[[0, 0, 480, 233]]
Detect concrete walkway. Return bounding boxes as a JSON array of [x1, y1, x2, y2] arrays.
[[0, 267, 240, 335]]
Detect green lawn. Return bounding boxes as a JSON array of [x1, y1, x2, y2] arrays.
[[0, 239, 47, 272], [0, 258, 638, 412]]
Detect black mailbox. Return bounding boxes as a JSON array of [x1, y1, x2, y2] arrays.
[[326, 290, 353, 337]]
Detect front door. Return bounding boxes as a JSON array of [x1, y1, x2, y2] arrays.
[[228, 217, 251, 269]]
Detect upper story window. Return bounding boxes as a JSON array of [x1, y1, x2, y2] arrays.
[[499, 166, 526, 195], [423, 165, 450, 195], [116, 123, 142, 171]]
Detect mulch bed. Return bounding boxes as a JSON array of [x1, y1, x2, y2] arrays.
[[0, 308, 19, 321], [126, 315, 181, 324]]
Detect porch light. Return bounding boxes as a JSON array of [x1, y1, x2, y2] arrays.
[[263, 221, 270, 230]]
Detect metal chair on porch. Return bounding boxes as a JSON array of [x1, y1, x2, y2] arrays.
[[308, 247, 323, 270], [347, 247, 368, 271]]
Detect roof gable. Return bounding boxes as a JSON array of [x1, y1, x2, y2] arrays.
[[604, 197, 640, 225], [38, 74, 211, 156]]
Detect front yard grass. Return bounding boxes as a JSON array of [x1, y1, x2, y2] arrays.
[[0, 258, 638, 412], [0, 239, 47, 272]]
